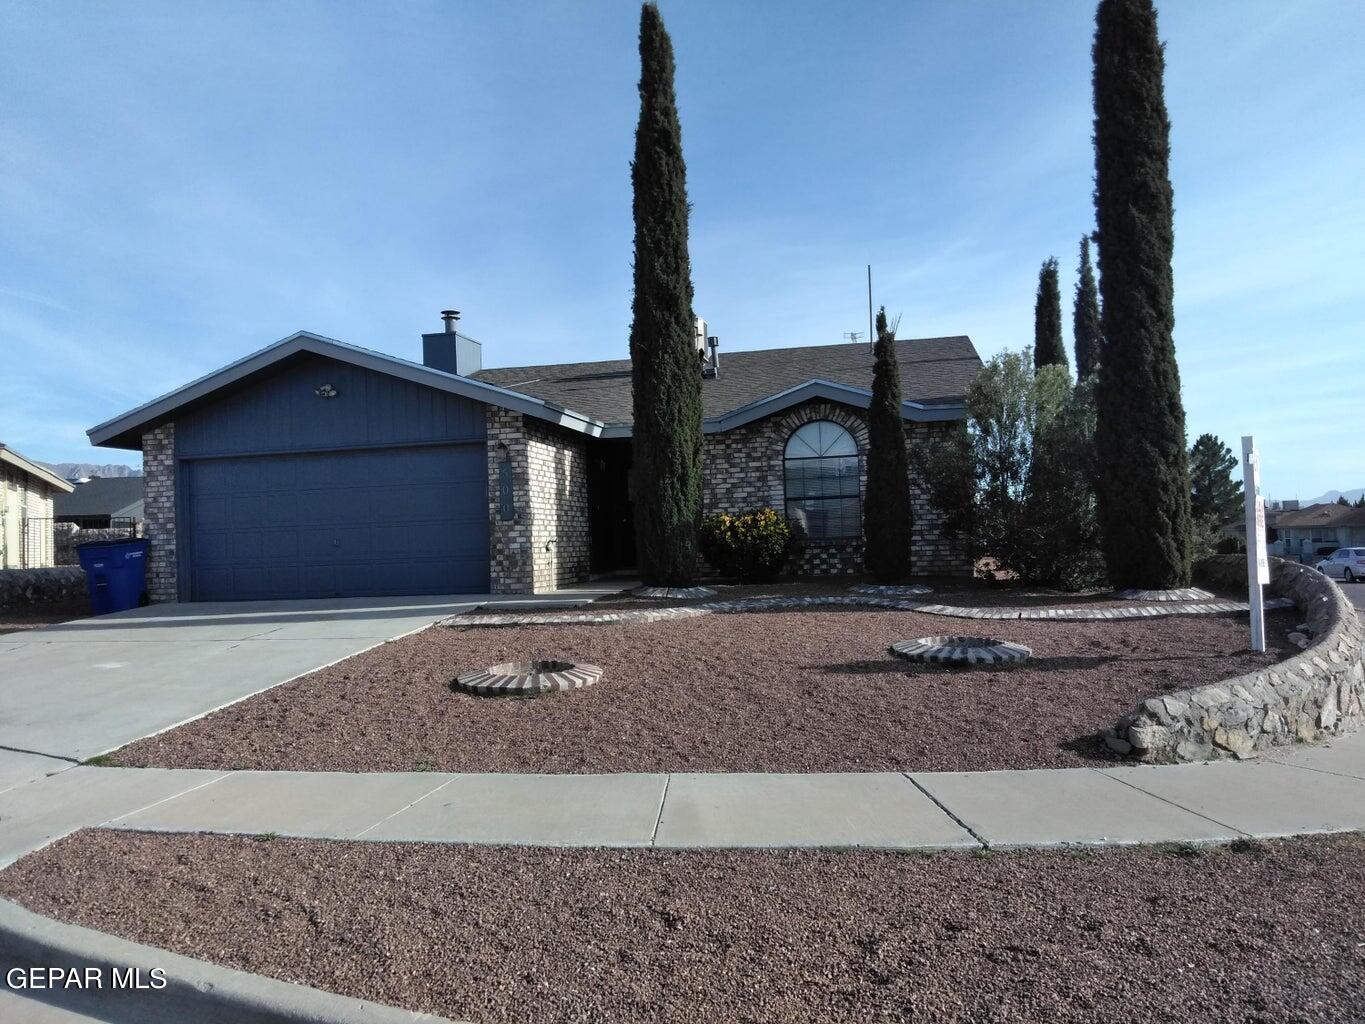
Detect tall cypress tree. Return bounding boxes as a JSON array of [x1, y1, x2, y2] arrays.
[[1091, 0, 1193, 588], [1073, 235, 1102, 380], [1033, 257, 1067, 370], [862, 307, 913, 581], [628, 2, 703, 585]]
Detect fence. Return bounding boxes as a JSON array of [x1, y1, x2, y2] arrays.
[[17, 517, 140, 568]]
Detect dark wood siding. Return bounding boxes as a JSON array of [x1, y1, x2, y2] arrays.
[[175, 353, 486, 458]]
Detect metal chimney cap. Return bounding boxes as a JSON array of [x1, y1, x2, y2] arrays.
[[439, 309, 461, 334]]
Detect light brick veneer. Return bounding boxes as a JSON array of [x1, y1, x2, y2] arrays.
[[142, 423, 178, 602], [486, 408, 589, 594], [700, 400, 967, 577]]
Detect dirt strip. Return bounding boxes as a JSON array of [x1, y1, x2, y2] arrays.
[[3, 829, 1362, 1024], [108, 606, 1297, 773]]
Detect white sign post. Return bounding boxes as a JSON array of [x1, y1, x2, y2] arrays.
[[1241, 436, 1268, 653]]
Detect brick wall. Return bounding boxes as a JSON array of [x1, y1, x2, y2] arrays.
[[526, 419, 590, 591], [701, 400, 967, 577], [142, 423, 177, 602], [486, 408, 590, 594]]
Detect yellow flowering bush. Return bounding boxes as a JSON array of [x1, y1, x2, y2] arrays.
[[700, 507, 794, 582]]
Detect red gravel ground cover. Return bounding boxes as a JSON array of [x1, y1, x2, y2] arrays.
[[107, 601, 1297, 773], [4, 829, 1363, 1024], [0, 597, 90, 636]]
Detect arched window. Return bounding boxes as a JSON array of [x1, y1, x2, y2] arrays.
[[783, 420, 860, 539]]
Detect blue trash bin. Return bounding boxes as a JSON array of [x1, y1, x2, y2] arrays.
[[76, 538, 150, 615]]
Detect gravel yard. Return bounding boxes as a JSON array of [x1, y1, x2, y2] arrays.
[[106, 599, 1297, 773], [0, 597, 90, 635], [4, 828, 1363, 1024]]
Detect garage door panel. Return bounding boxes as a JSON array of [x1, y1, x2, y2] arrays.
[[185, 445, 488, 600]]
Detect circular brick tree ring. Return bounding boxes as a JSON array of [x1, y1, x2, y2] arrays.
[[454, 660, 603, 697], [849, 583, 932, 597], [888, 636, 1032, 666], [1112, 587, 1213, 602], [631, 585, 717, 600]]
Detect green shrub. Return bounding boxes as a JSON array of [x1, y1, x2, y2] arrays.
[[700, 508, 794, 582]]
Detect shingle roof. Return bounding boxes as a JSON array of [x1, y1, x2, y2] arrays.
[[1276, 503, 1365, 529], [53, 476, 145, 518], [472, 336, 981, 426]]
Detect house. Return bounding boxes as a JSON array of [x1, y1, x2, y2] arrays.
[[1272, 503, 1365, 561], [0, 443, 76, 569], [54, 476, 145, 528], [86, 319, 982, 602]]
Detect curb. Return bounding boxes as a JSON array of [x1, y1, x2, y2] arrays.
[[0, 898, 462, 1024]]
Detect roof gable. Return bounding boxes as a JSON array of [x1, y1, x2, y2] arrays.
[[0, 444, 75, 492], [88, 332, 608, 450]]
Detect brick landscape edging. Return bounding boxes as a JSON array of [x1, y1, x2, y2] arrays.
[[1110, 558, 1365, 762], [451, 593, 1291, 629]]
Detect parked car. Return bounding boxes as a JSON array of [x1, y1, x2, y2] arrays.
[[1315, 547, 1365, 582]]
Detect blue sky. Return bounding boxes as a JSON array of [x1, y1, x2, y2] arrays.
[[2, 0, 1360, 500]]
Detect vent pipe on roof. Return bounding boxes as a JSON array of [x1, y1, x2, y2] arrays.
[[703, 335, 719, 378], [440, 309, 460, 333]]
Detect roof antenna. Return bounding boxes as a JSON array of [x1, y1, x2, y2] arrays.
[[867, 265, 874, 343]]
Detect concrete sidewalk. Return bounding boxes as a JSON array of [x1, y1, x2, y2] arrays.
[[3, 733, 1364, 866]]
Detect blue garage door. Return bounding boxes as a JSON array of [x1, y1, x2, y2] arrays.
[[184, 445, 488, 600]]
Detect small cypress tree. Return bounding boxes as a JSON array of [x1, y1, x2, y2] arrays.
[[1073, 235, 1103, 380], [1091, 0, 1193, 588], [862, 307, 913, 581], [1336, 495, 1351, 507], [628, 2, 703, 585], [1033, 257, 1067, 370], [1188, 433, 1243, 523]]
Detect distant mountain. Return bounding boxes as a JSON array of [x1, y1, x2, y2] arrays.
[[1305, 488, 1365, 506], [42, 462, 142, 481]]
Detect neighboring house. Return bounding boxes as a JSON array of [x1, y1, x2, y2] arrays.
[[86, 322, 982, 602], [53, 475, 145, 528], [1272, 503, 1365, 561], [0, 443, 76, 569]]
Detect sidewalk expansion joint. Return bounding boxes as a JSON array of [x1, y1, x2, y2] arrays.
[[353, 776, 458, 838], [0, 744, 79, 765], [649, 774, 672, 847], [1262, 755, 1365, 784], [101, 772, 236, 829], [1086, 767, 1250, 837], [903, 774, 989, 849]]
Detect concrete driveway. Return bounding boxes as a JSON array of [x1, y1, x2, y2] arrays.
[[0, 595, 487, 791]]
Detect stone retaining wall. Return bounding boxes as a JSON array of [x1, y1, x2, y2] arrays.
[[0, 566, 87, 608], [1111, 557, 1365, 762]]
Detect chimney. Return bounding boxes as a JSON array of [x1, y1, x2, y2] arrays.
[[422, 309, 482, 376]]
